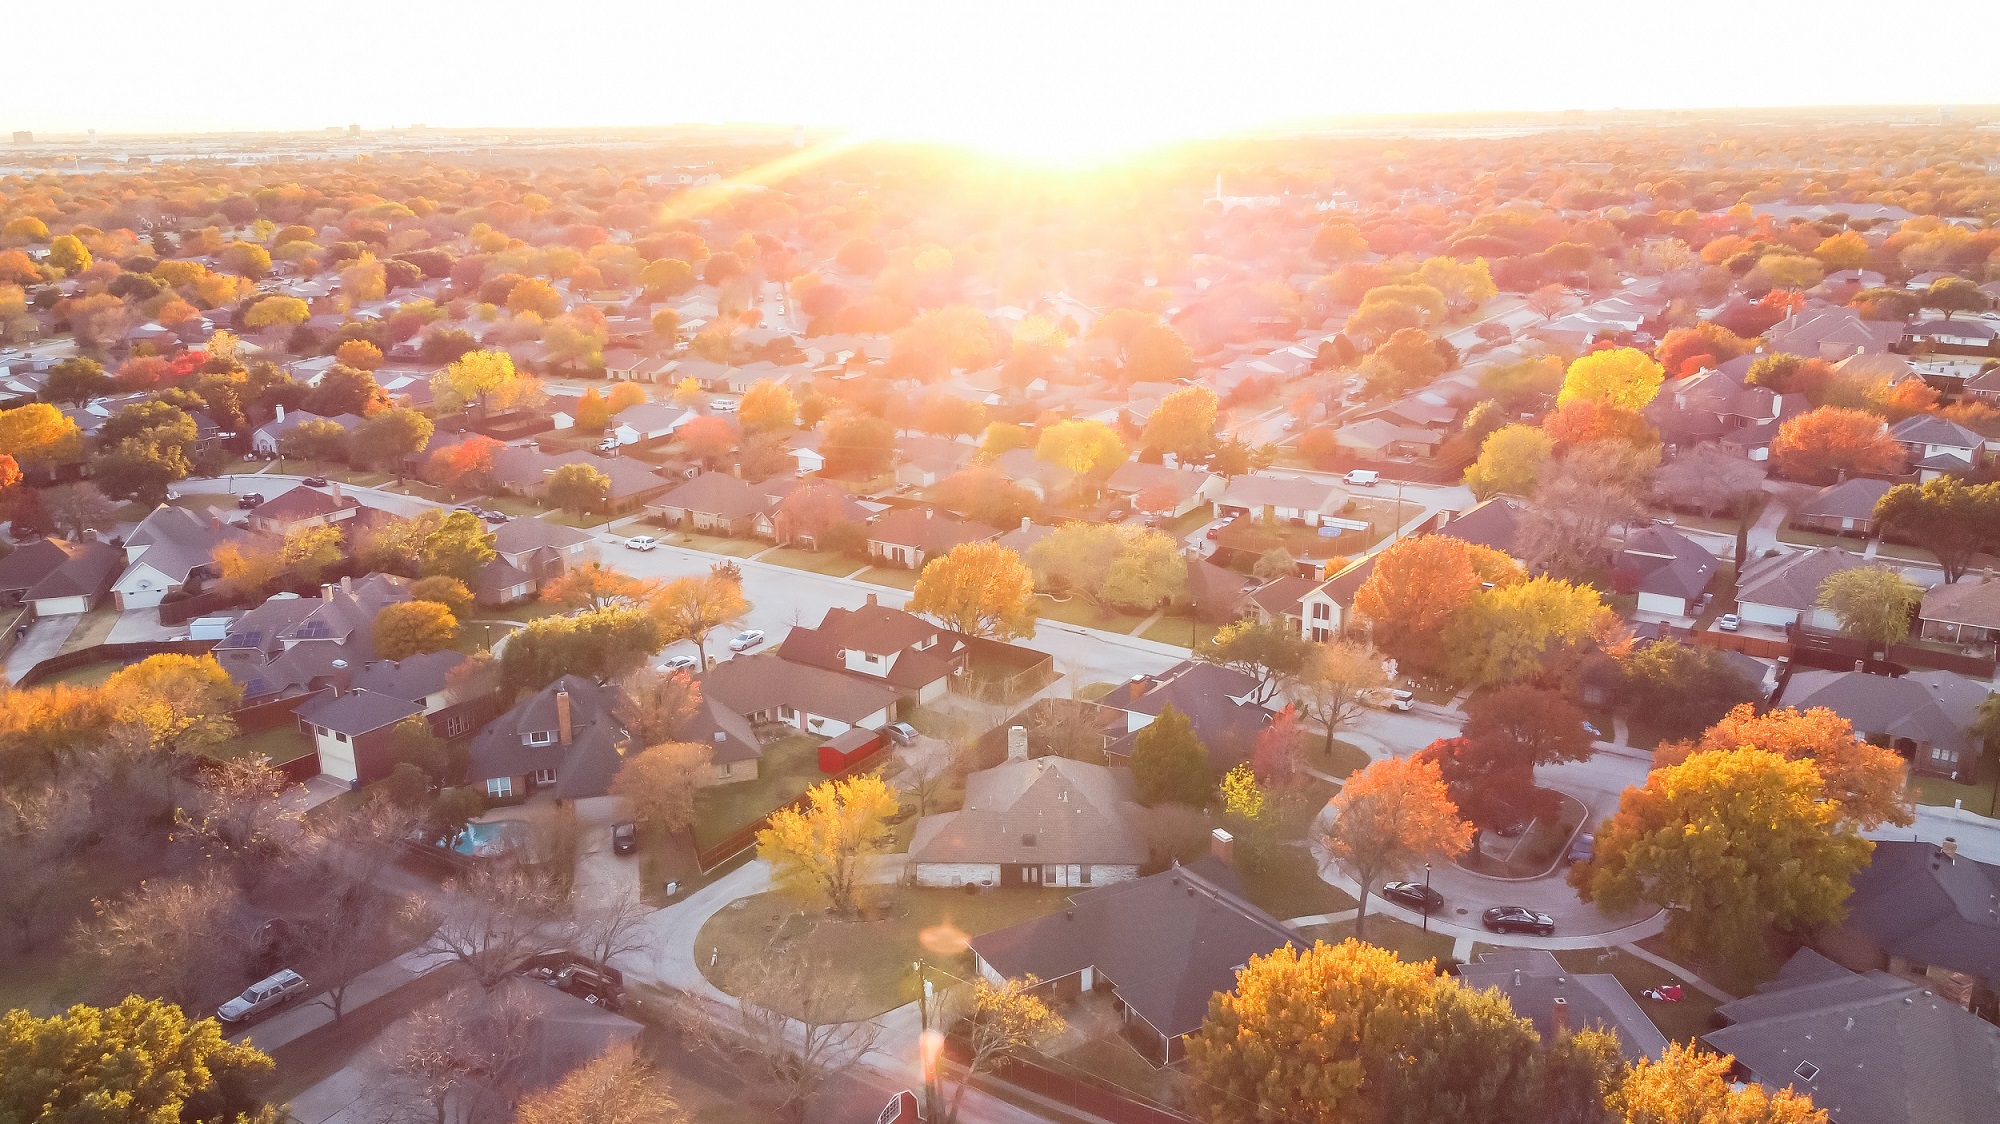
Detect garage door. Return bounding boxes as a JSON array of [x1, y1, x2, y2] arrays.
[[317, 737, 357, 784]]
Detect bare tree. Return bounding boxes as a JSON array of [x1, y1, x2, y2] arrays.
[[1655, 442, 1766, 518], [573, 887, 655, 971], [1027, 698, 1112, 763], [308, 798, 425, 903], [74, 726, 180, 844], [79, 872, 250, 1011], [42, 483, 120, 540], [520, 806, 583, 901], [610, 741, 711, 835], [1288, 640, 1389, 757], [1520, 444, 1651, 579], [705, 943, 880, 1123], [516, 1042, 687, 1124], [369, 984, 545, 1124], [295, 890, 395, 1022], [614, 666, 703, 749], [177, 757, 312, 886], [416, 865, 571, 991], [0, 779, 89, 949]]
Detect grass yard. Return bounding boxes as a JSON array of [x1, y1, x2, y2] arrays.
[[39, 658, 125, 688], [1138, 615, 1219, 649], [1459, 790, 1586, 879], [258, 963, 470, 1105], [1555, 948, 1721, 1046], [638, 824, 756, 906], [1241, 844, 1356, 920], [56, 606, 120, 655], [1034, 595, 1149, 634], [858, 565, 922, 591], [477, 496, 605, 529], [264, 461, 395, 488], [695, 887, 1069, 1021], [1910, 753, 2000, 816], [1161, 506, 1216, 538], [669, 529, 767, 558], [1776, 525, 1863, 551], [1296, 913, 1458, 967], [755, 545, 865, 576], [211, 723, 317, 766], [1872, 539, 1940, 564], [1343, 497, 1422, 546], [478, 598, 565, 625], [690, 735, 826, 848], [1304, 737, 1371, 780]]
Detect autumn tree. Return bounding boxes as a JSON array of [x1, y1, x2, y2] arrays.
[[1817, 565, 1922, 648], [1198, 618, 1313, 705], [938, 978, 1065, 1124], [1771, 407, 1904, 481], [908, 541, 1038, 640], [1353, 534, 1522, 669], [1140, 384, 1220, 461], [500, 606, 663, 693], [1655, 442, 1767, 518], [106, 653, 240, 755], [545, 462, 612, 515], [1034, 418, 1127, 482], [425, 434, 504, 494], [1872, 477, 2000, 583], [1923, 276, 1990, 320], [1576, 749, 1871, 978], [1464, 424, 1553, 500], [1558, 348, 1665, 412], [1617, 640, 1761, 744], [352, 407, 434, 476], [1657, 322, 1753, 378], [1424, 686, 1594, 818], [1319, 755, 1474, 938], [0, 997, 273, 1124], [649, 568, 748, 668], [614, 665, 702, 749], [756, 773, 900, 916], [1612, 1044, 1827, 1124], [543, 561, 660, 612], [373, 600, 460, 660], [0, 402, 84, 470], [574, 387, 612, 432], [41, 357, 110, 405], [1655, 704, 1912, 831], [516, 1042, 686, 1124], [1360, 327, 1448, 399], [738, 378, 797, 432], [40, 483, 118, 540], [1813, 230, 1870, 271], [612, 742, 713, 835], [1289, 641, 1388, 755], [430, 349, 519, 415], [278, 417, 349, 469]]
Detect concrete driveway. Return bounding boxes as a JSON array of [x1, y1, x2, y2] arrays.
[[4, 614, 78, 683]]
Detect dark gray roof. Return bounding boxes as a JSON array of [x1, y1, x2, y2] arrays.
[[1617, 525, 1718, 601], [1800, 478, 1894, 522], [700, 653, 900, 725], [466, 675, 629, 799], [1457, 950, 1668, 1061], [971, 859, 1296, 1041], [345, 650, 467, 703], [910, 757, 1146, 867], [1735, 547, 1869, 613], [295, 688, 425, 738], [1104, 660, 1270, 774], [1842, 841, 2000, 991], [1781, 669, 1990, 758], [1437, 497, 1525, 555]]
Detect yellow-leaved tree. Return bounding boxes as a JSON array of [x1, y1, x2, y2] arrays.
[[756, 774, 900, 917], [1557, 347, 1665, 413], [105, 653, 241, 755], [908, 541, 1037, 641]]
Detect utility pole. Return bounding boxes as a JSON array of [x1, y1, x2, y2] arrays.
[[914, 959, 942, 1120]]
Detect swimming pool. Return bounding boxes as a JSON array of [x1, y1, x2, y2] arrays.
[[445, 820, 521, 857]]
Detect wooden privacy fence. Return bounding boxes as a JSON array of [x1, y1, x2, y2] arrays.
[[16, 639, 216, 687], [939, 1034, 1194, 1124], [691, 743, 895, 873]]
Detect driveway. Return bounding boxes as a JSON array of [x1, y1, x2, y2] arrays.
[[4, 614, 78, 683]]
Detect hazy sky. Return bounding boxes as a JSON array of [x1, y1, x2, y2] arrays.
[[13, 0, 1990, 149]]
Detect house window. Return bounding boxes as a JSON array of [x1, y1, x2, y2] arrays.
[[1312, 602, 1331, 620], [336, 732, 348, 743], [527, 730, 554, 746], [780, 706, 798, 722], [532, 767, 558, 785], [486, 777, 513, 798], [719, 761, 733, 777], [1933, 746, 1959, 765], [1080, 865, 1092, 885], [445, 714, 467, 737]]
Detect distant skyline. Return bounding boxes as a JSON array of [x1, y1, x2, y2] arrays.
[[15, 0, 1993, 159]]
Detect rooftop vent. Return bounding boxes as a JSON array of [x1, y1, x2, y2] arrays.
[[1020, 834, 1035, 847]]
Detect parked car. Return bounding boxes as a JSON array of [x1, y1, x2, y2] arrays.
[[1373, 689, 1415, 712], [480, 510, 510, 523], [709, 397, 739, 413], [883, 721, 920, 746], [217, 968, 310, 1024], [1381, 880, 1443, 913], [301, 475, 330, 488], [1482, 801, 1530, 837], [612, 822, 637, 855], [1717, 613, 1742, 632], [236, 493, 265, 509], [1482, 906, 1555, 936], [626, 535, 659, 551], [1205, 517, 1237, 540], [728, 629, 765, 652], [657, 654, 699, 673], [1568, 831, 1596, 865], [597, 438, 621, 453], [1344, 469, 1380, 486], [454, 503, 484, 515]]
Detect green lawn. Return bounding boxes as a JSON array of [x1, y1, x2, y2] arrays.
[[211, 723, 316, 766], [478, 496, 604, 529], [476, 598, 565, 625], [1304, 738, 1371, 780], [858, 566, 922, 591], [1872, 540, 1940, 564], [695, 887, 1069, 1021], [691, 735, 828, 848], [1241, 844, 1356, 921], [1911, 754, 2000, 816], [265, 460, 394, 488], [1776, 525, 1863, 551], [667, 529, 770, 558], [1034, 594, 1148, 634], [756, 546, 865, 577], [39, 658, 125, 688], [1138, 616, 1219, 649], [1554, 948, 1721, 1046], [1297, 913, 1458, 967], [56, 607, 119, 655]]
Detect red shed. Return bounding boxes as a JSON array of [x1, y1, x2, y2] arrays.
[[818, 727, 885, 773]]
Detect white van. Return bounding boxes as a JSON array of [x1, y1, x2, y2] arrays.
[[218, 969, 310, 1023], [1344, 470, 1380, 487]]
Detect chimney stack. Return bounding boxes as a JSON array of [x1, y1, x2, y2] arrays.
[[276, 404, 285, 424], [866, 592, 878, 608], [1210, 828, 1234, 866], [556, 686, 573, 745], [1007, 725, 1028, 763], [209, 511, 222, 532], [321, 583, 336, 601], [1128, 674, 1146, 702], [1943, 837, 1959, 862], [331, 480, 342, 501], [341, 574, 353, 594], [1021, 516, 1032, 532], [1552, 997, 1569, 1037], [1854, 659, 1866, 673]]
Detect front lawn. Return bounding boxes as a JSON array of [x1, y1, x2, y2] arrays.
[[1554, 948, 1722, 1046], [1911, 754, 2000, 816], [665, 529, 767, 558], [211, 723, 317, 766], [39, 658, 125, 688], [694, 887, 1069, 1021], [1296, 913, 1458, 968], [1343, 497, 1422, 547], [1138, 616, 1219, 649], [858, 566, 921, 591], [1034, 594, 1148, 634], [1776, 525, 1863, 551], [476, 598, 565, 625], [1240, 844, 1356, 921], [756, 546, 865, 577], [691, 735, 830, 848], [1304, 737, 1371, 780]]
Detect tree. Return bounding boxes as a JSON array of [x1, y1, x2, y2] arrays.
[[738, 379, 797, 432], [516, 1042, 686, 1124], [1617, 640, 1760, 744], [1378, 980, 1559, 1124], [1923, 276, 1990, 320], [430, 349, 519, 415], [1772, 407, 1903, 481], [909, 541, 1038, 641], [1034, 418, 1127, 481], [1426, 686, 1594, 817], [278, 417, 349, 468], [219, 241, 270, 276], [1655, 704, 1913, 831], [335, 339, 384, 370], [40, 483, 117, 539], [1754, 254, 1824, 291], [820, 412, 895, 478], [1656, 443, 1766, 518], [1446, 576, 1616, 688], [676, 415, 736, 467], [353, 407, 435, 475], [1559, 348, 1665, 412], [1289, 641, 1388, 755], [0, 780, 88, 950], [545, 462, 612, 515], [0, 402, 84, 469], [81, 872, 252, 1010], [574, 387, 611, 432], [425, 434, 504, 495], [1129, 705, 1211, 807], [1657, 322, 1754, 377], [1872, 477, 2000, 583], [1464, 424, 1554, 500], [649, 569, 748, 669], [42, 357, 110, 405], [1318, 756, 1473, 939], [1416, 255, 1498, 310], [371, 984, 543, 1123], [106, 653, 240, 755], [500, 606, 663, 693], [756, 774, 900, 916], [279, 522, 344, 584], [543, 561, 661, 612], [939, 978, 1065, 1124], [611, 742, 712, 835], [934, 465, 1039, 528], [1612, 1043, 1827, 1124], [1198, 618, 1313, 705], [374, 600, 460, 660], [1518, 444, 1652, 580], [1577, 749, 1871, 977], [1817, 565, 1922, 648], [1141, 385, 1220, 461], [417, 865, 571, 990], [1813, 230, 1870, 271], [0, 997, 273, 1123], [709, 944, 879, 1124], [417, 509, 497, 582], [1360, 327, 1447, 398], [212, 539, 285, 599], [46, 233, 91, 274], [1353, 534, 1522, 668], [1026, 522, 1186, 611], [606, 382, 648, 415]]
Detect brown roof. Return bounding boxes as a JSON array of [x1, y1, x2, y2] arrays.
[[867, 506, 1001, 554], [1922, 575, 2000, 631], [700, 652, 900, 725]]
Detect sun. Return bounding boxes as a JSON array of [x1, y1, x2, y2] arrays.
[[856, 101, 1196, 169]]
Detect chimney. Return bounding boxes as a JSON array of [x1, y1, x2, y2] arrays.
[[556, 686, 573, 745], [1552, 997, 1569, 1037], [1943, 837, 1959, 862], [275, 404, 285, 424], [321, 582, 336, 601], [1007, 725, 1028, 763], [1854, 659, 1866, 673], [331, 480, 342, 501], [209, 512, 222, 531], [1128, 674, 1146, 702], [1210, 828, 1234, 866], [341, 574, 353, 594], [866, 592, 878, 608]]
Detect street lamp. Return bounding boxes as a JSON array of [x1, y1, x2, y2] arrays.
[[913, 959, 941, 1120], [1422, 862, 1432, 935]]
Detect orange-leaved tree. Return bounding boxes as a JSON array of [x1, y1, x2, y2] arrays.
[[1655, 704, 1912, 830], [1317, 755, 1473, 939], [1352, 534, 1522, 670], [1771, 406, 1904, 482]]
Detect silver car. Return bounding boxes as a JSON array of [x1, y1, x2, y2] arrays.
[[218, 968, 310, 1023]]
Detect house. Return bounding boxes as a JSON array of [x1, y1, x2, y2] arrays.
[[910, 727, 1146, 889], [787, 429, 826, 475], [1780, 668, 1992, 782], [1963, 367, 2000, 406], [1432, 495, 1526, 556], [244, 485, 361, 536], [892, 435, 975, 488], [670, 693, 764, 785], [1889, 414, 1985, 480], [212, 574, 414, 702], [1104, 462, 1222, 517], [249, 406, 362, 456], [294, 690, 425, 788], [1918, 573, 2000, 652], [608, 401, 691, 447], [0, 536, 123, 617], [1767, 307, 1903, 359], [475, 518, 597, 607], [1793, 478, 1893, 537], [1457, 950, 1668, 1061], [645, 472, 787, 538], [1703, 948, 2000, 1124], [700, 652, 900, 741], [1904, 319, 1998, 354], [1213, 474, 1347, 527], [970, 848, 1296, 1064], [1817, 839, 2000, 1019], [1615, 524, 1719, 617], [1245, 574, 1322, 634], [865, 506, 1000, 569], [1732, 547, 1872, 631], [1333, 417, 1446, 461], [1102, 660, 1272, 776], [775, 594, 966, 706], [488, 446, 673, 511], [113, 505, 254, 610], [465, 676, 628, 801], [1297, 555, 1376, 642], [1179, 551, 1255, 624], [990, 448, 1074, 502]]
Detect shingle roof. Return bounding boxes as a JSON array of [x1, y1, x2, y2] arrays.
[[700, 652, 900, 725], [910, 757, 1146, 867], [295, 688, 425, 738], [1890, 413, 1985, 450], [0, 537, 123, 600], [1103, 661, 1270, 774], [1800, 478, 1894, 522], [465, 675, 630, 799], [251, 486, 350, 523], [1437, 497, 1525, 555], [1921, 576, 2000, 632], [1458, 950, 1668, 1061], [1841, 841, 2000, 991], [650, 471, 771, 520], [1781, 668, 1990, 757], [123, 505, 254, 584], [866, 506, 1001, 554], [492, 517, 592, 557], [1217, 473, 1346, 513], [1735, 547, 1870, 612], [1616, 525, 1718, 601], [345, 650, 467, 703]]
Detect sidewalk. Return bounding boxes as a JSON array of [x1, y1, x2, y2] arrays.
[[231, 946, 456, 1053]]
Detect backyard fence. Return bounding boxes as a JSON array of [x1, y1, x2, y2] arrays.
[[16, 639, 216, 688], [939, 1033, 1195, 1124], [691, 743, 897, 873]]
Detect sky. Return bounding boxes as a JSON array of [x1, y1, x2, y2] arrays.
[[13, 0, 1992, 155]]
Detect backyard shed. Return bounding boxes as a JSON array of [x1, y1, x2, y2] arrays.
[[818, 727, 884, 773]]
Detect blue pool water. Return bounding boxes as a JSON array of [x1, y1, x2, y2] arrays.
[[446, 821, 519, 857]]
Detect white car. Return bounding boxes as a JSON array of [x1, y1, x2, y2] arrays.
[[1717, 613, 1742, 632], [1374, 689, 1416, 712], [218, 969, 310, 1024], [657, 654, 699, 673], [625, 535, 659, 551], [728, 629, 766, 652], [709, 397, 740, 413]]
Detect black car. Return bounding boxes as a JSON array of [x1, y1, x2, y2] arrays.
[[1482, 802, 1530, 837], [301, 475, 330, 488], [236, 493, 265, 509], [611, 822, 637, 855], [1381, 880, 1443, 913], [1482, 906, 1555, 936], [480, 510, 510, 524]]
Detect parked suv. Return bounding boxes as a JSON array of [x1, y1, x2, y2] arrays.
[[217, 968, 310, 1024]]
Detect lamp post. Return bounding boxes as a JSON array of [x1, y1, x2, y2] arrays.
[[914, 959, 940, 1120], [1422, 862, 1432, 934]]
